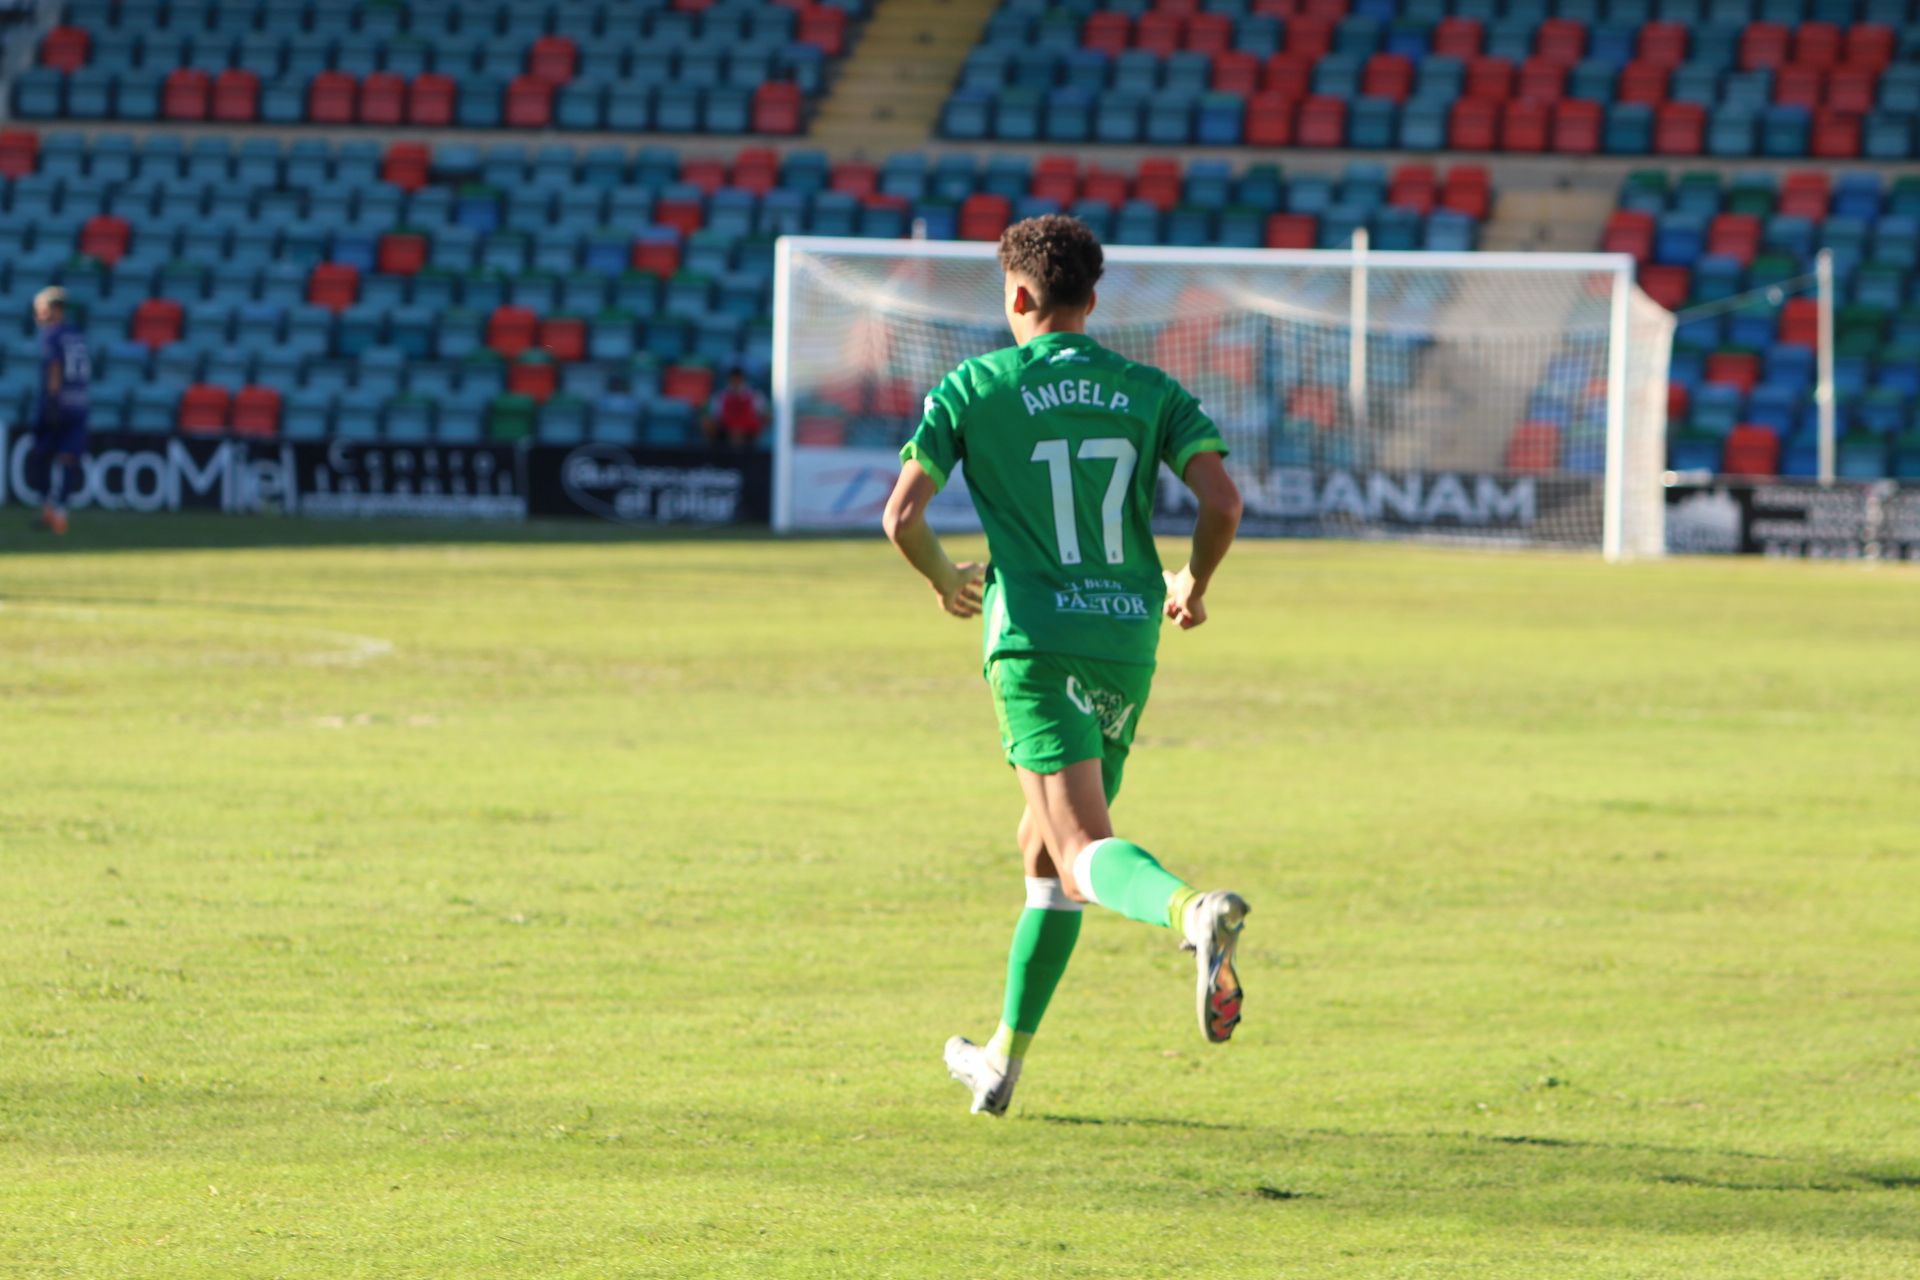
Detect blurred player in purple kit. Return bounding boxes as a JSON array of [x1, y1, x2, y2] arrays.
[[27, 287, 90, 536]]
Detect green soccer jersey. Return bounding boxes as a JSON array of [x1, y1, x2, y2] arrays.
[[901, 330, 1228, 670]]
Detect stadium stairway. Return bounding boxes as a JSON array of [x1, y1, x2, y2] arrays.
[[1477, 186, 1619, 251], [810, 0, 1003, 152]]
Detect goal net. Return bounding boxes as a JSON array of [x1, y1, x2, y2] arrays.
[[773, 239, 1674, 560]]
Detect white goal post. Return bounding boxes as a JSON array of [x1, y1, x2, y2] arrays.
[[772, 237, 1674, 560]]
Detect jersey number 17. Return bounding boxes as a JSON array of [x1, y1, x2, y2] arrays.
[[1030, 437, 1138, 567]]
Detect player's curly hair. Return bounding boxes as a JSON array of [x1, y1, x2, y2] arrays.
[[998, 215, 1104, 311]]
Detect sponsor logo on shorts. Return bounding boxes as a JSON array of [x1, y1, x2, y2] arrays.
[[1065, 676, 1137, 742]]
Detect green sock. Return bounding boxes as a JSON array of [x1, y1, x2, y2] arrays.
[[987, 879, 1084, 1067], [1073, 838, 1195, 930]]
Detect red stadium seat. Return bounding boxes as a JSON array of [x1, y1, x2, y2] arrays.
[[163, 68, 211, 120], [539, 316, 587, 362], [308, 70, 356, 123], [731, 148, 779, 194], [408, 73, 455, 126], [1792, 21, 1841, 71], [1637, 21, 1688, 67], [1289, 385, 1339, 427], [1638, 264, 1691, 311], [829, 162, 876, 197], [959, 193, 1011, 241], [1739, 22, 1790, 71], [1668, 383, 1690, 421], [1504, 423, 1560, 472], [232, 387, 281, 438], [1517, 57, 1565, 102], [1845, 24, 1894, 70], [488, 306, 539, 359], [1082, 168, 1129, 205], [1030, 160, 1077, 204], [1779, 297, 1819, 346], [1448, 98, 1498, 150], [1811, 110, 1861, 158], [1826, 66, 1877, 114], [505, 75, 553, 127], [1441, 166, 1491, 220], [529, 34, 578, 84], [1264, 213, 1315, 248], [1135, 158, 1182, 211], [631, 237, 680, 277], [1618, 61, 1669, 105], [1432, 16, 1481, 59], [1213, 51, 1259, 94], [663, 364, 715, 406], [1388, 164, 1436, 214], [131, 298, 183, 348], [1706, 213, 1761, 265], [212, 68, 259, 121], [752, 83, 802, 133], [1136, 12, 1181, 56], [1261, 52, 1313, 100], [655, 195, 703, 236], [0, 129, 38, 178], [1465, 56, 1514, 102], [383, 141, 430, 190], [1535, 18, 1585, 66], [377, 232, 427, 275], [1185, 12, 1232, 55], [1295, 95, 1346, 146], [797, 6, 847, 56], [40, 26, 89, 73], [79, 214, 130, 265], [355, 71, 403, 125], [1603, 210, 1654, 261], [1083, 12, 1130, 56], [1362, 52, 1413, 102], [1705, 351, 1760, 394], [680, 157, 728, 193], [1723, 425, 1781, 476], [1284, 16, 1334, 58], [307, 263, 359, 312], [177, 385, 231, 435], [1774, 64, 1821, 109], [1780, 170, 1830, 218], [1244, 92, 1295, 145], [1543, 100, 1605, 155], [508, 357, 558, 402], [794, 415, 846, 447], [1654, 101, 1705, 154], [1502, 99, 1550, 151]]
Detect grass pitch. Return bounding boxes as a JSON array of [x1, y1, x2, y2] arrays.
[[3, 516, 1918, 1279]]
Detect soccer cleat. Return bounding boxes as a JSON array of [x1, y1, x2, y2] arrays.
[[1181, 890, 1249, 1044], [32, 505, 67, 535], [944, 1035, 1020, 1116]]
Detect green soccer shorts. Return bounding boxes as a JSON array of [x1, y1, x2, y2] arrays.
[[987, 653, 1155, 805]]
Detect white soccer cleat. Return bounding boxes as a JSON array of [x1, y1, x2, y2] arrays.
[[1181, 890, 1249, 1044], [944, 1035, 1020, 1116]]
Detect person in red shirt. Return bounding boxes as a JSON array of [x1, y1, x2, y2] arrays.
[[703, 368, 767, 451]]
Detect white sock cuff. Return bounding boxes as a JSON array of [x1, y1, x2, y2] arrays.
[[1072, 839, 1119, 907], [1024, 877, 1081, 912]]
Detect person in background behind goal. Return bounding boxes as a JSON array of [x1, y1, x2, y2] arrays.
[[882, 215, 1250, 1117], [703, 367, 767, 452], [27, 287, 90, 536]]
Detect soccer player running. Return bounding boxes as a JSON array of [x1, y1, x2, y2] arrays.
[[28, 287, 90, 536], [882, 216, 1249, 1117]]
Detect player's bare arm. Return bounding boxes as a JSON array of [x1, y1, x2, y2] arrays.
[[1164, 451, 1243, 631], [882, 460, 985, 618]]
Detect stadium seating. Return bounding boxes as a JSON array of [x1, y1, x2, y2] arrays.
[[17, 0, 866, 135], [0, 130, 1491, 445], [1618, 166, 1920, 477], [946, 0, 1920, 157]]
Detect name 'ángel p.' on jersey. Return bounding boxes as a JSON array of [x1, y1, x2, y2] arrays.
[[902, 331, 1227, 670]]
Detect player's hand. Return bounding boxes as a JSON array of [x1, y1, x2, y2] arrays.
[[938, 562, 986, 619], [1163, 566, 1208, 630]]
